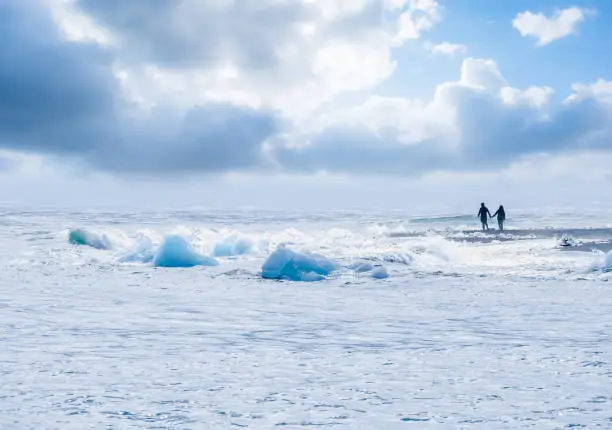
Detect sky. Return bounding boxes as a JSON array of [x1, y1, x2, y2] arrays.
[[1, 0, 612, 212]]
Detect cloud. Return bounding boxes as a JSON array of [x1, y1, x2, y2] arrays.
[[499, 86, 554, 108], [272, 58, 612, 175], [393, 0, 441, 43], [0, 0, 449, 176], [55, 0, 442, 119], [1, 0, 611, 181], [512, 7, 594, 46], [0, 0, 280, 175], [427, 41, 467, 56]]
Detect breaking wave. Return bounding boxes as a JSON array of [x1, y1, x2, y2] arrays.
[[589, 250, 612, 273], [60, 220, 612, 281]]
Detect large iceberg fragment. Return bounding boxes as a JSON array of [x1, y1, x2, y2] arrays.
[[153, 235, 219, 268], [261, 247, 336, 282]]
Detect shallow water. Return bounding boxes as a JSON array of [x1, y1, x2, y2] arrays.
[[2, 208, 612, 429]]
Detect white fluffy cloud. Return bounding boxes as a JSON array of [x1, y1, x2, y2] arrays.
[[273, 57, 612, 175], [500, 86, 554, 108], [49, 0, 441, 121], [512, 7, 593, 46], [427, 41, 467, 56]]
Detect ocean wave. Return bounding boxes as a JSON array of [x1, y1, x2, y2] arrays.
[[56, 222, 610, 280], [387, 227, 612, 244], [68, 228, 130, 250], [409, 214, 476, 224], [589, 250, 612, 272]]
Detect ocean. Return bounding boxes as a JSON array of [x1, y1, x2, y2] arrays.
[[2, 206, 612, 429]]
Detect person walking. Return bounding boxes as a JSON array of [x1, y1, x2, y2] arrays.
[[477, 202, 491, 231], [492, 205, 506, 231]]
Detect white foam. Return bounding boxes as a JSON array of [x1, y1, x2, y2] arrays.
[[213, 234, 255, 257], [590, 250, 612, 272]]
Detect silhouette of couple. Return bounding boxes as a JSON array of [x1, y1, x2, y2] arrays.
[[478, 202, 505, 231]]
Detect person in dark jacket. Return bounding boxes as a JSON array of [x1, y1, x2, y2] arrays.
[[492, 205, 506, 231], [477, 202, 491, 231]]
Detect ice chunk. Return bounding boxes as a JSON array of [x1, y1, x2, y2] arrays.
[[69, 228, 114, 250], [261, 247, 336, 282], [213, 234, 254, 257], [370, 265, 389, 279], [349, 261, 374, 273], [154, 235, 219, 268]]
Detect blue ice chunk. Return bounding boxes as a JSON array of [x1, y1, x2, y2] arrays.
[[261, 247, 336, 282], [153, 235, 219, 268], [349, 261, 374, 273], [213, 234, 254, 257], [370, 265, 389, 279], [68, 228, 111, 250], [291, 252, 336, 276]]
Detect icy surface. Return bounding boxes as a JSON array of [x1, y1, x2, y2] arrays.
[[2, 207, 612, 428]]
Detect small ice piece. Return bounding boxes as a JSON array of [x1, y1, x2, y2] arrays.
[[213, 234, 254, 257], [349, 261, 374, 273], [370, 265, 389, 279], [153, 235, 219, 268], [261, 247, 336, 282]]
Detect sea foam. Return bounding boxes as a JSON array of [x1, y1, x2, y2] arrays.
[[213, 234, 254, 257]]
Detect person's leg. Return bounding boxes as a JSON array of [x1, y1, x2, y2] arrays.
[[498, 220, 503, 231]]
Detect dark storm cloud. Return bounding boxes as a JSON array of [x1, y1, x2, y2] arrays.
[[0, 0, 279, 174], [99, 104, 278, 174], [0, 1, 117, 154]]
